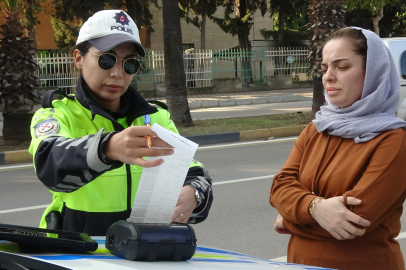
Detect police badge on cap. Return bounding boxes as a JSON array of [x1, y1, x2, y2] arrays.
[[114, 11, 130, 26]]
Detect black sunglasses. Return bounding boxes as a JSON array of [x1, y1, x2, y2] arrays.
[[88, 52, 141, 75]]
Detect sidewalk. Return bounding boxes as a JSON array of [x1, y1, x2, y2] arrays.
[[0, 87, 313, 165], [146, 88, 313, 109]]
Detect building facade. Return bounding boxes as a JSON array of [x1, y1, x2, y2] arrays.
[[147, 1, 273, 53], [0, 1, 273, 52]]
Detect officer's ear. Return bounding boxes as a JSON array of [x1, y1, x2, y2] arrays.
[[73, 49, 84, 70]]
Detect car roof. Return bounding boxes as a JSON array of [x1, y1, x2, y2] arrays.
[[0, 237, 331, 270]]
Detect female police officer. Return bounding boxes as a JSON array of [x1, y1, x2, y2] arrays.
[[29, 10, 213, 236]]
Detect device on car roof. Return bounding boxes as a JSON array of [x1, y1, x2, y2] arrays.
[[0, 223, 98, 253]]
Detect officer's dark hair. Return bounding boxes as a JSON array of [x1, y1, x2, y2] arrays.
[[69, 41, 92, 56], [324, 28, 368, 70]]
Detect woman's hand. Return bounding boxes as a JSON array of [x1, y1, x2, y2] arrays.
[[274, 214, 292, 234], [313, 196, 371, 240], [171, 185, 198, 223], [104, 126, 174, 167]]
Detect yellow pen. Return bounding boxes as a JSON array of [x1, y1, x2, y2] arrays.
[[144, 115, 152, 148]]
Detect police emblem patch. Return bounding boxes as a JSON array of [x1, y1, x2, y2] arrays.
[[114, 11, 130, 26], [34, 119, 60, 137]]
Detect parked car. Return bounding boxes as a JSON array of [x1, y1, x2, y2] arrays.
[[382, 37, 406, 120], [0, 236, 332, 270]]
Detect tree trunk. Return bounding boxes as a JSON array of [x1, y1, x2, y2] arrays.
[[197, 11, 207, 87], [373, 8, 384, 36], [27, 29, 37, 50], [236, 0, 252, 86], [278, 5, 285, 44], [162, 0, 193, 127], [201, 10, 206, 50], [312, 77, 324, 114], [3, 114, 33, 141]]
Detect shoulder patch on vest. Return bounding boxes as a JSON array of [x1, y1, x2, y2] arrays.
[[34, 119, 60, 137]]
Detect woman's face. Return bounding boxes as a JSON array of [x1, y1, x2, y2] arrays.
[[321, 39, 366, 109], [74, 42, 137, 112]]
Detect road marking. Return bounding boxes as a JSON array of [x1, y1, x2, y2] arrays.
[[213, 175, 274, 186], [198, 137, 297, 151], [0, 164, 33, 171], [0, 175, 273, 214], [270, 256, 287, 262], [0, 204, 48, 214], [0, 138, 297, 171], [395, 232, 406, 240]]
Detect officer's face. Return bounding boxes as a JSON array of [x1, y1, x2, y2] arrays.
[[74, 42, 136, 112]]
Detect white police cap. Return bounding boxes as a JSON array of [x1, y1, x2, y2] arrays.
[[76, 10, 146, 57]]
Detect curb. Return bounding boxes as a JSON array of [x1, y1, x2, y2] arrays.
[[0, 126, 306, 165], [0, 150, 32, 165], [187, 94, 312, 109]]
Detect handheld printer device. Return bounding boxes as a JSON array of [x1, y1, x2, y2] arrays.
[[105, 220, 197, 261]]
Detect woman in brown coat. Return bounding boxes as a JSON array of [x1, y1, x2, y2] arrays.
[[270, 27, 406, 270]]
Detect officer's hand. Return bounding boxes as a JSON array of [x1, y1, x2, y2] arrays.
[[104, 126, 174, 167], [171, 185, 198, 223]]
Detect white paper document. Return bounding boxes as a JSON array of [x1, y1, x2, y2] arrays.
[[129, 123, 198, 223]]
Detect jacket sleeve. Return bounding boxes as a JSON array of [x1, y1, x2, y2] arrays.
[[183, 160, 213, 224], [29, 108, 123, 193]]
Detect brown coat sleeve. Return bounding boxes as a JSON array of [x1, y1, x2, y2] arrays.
[[345, 130, 406, 236], [269, 123, 318, 225]]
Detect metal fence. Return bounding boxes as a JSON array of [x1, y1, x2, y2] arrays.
[[34, 47, 310, 94]]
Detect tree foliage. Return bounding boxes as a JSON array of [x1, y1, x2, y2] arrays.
[[0, 0, 41, 140], [51, 0, 159, 48], [179, 0, 217, 49], [261, 0, 308, 46], [179, 0, 217, 29], [210, 0, 267, 48], [345, 0, 406, 37], [379, 1, 406, 37], [266, 0, 308, 45], [346, 0, 398, 11], [345, 0, 400, 35], [50, 16, 77, 48], [260, 29, 308, 46], [19, 0, 43, 33]]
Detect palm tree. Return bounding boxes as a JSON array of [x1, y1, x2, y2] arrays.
[[307, 0, 345, 114], [0, 0, 41, 140], [162, 0, 193, 127]]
